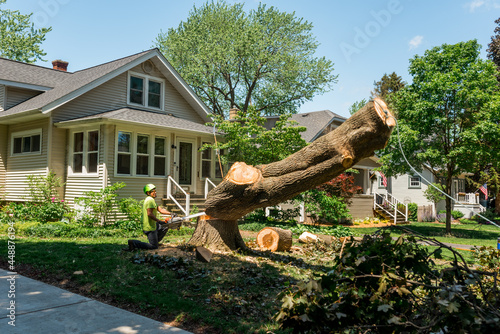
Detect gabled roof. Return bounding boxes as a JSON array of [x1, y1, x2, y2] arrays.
[[264, 110, 347, 143], [290, 110, 346, 142], [55, 108, 214, 135], [0, 49, 212, 123]]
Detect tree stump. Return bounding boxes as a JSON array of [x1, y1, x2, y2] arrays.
[[256, 227, 293, 252], [188, 216, 246, 252]]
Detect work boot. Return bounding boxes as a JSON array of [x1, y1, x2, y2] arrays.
[[122, 240, 136, 252]]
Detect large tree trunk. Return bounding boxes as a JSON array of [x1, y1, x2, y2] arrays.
[[189, 98, 395, 252]]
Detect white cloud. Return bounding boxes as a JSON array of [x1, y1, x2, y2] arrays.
[[466, 0, 486, 12], [409, 35, 423, 50], [465, 0, 500, 12]]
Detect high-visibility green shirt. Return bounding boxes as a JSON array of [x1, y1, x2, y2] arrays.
[[142, 196, 160, 231]]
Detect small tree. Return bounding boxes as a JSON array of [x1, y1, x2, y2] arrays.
[[423, 183, 445, 217], [77, 182, 126, 226], [203, 107, 307, 166], [26, 172, 64, 203]]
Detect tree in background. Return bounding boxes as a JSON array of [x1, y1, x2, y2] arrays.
[[372, 71, 405, 101], [348, 72, 404, 116], [487, 17, 500, 72], [378, 40, 500, 234], [348, 98, 367, 115], [154, 1, 337, 118], [203, 108, 307, 167], [0, 0, 51, 63]]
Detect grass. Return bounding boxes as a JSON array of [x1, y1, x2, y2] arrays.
[[0, 219, 498, 333], [353, 221, 500, 248]]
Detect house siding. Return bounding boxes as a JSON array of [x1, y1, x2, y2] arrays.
[[0, 124, 7, 196], [48, 123, 67, 199], [52, 74, 128, 123], [52, 66, 206, 125], [389, 169, 435, 206], [5, 86, 41, 110], [0, 85, 5, 111], [5, 119, 50, 201], [129, 64, 205, 123]]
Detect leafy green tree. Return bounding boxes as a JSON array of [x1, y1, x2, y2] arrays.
[[379, 40, 500, 233], [487, 17, 500, 71], [0, 0, 51, 63], [348, 98, 367, 115], [154, 1, 337, 117], [371, 71, 405, 101], [204, 107, 307, 166]]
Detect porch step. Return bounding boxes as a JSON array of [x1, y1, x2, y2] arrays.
[[161, 194, 207, 216], [374, 208, 408, 224]]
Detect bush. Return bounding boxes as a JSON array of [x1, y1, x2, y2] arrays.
[[438, 209, 465, 220], [116, 197, 143, 231], [436, 213, 447, 223], [473, 208, 500, 224], [301, 189, 351, 224], [276, 231, 500, 333], [407, 202, 418, 221], [1, 200, 68, 223]]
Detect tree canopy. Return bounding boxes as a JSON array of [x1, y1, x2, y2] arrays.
[[154, 1, 337, 118], [204, 108, 307, 167], [487, 17, 500, 71], [0, 0, 51, 63], [378, 40, 500, 233], [371, 72, 405, 101]]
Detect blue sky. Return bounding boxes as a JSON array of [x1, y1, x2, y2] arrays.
[[4, 0, 500, 118]]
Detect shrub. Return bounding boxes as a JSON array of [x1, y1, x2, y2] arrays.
[[473, 208, 500, 224], [76, 182, 126, 226], [407, 202, 418, 221], [25, 171, 64, 203], [116, 197, 143, 231], [301, 189, 351, 224], [436, 213, 447, 223]]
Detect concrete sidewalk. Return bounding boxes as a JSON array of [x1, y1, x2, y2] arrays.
[[0, 269, 192, 334]]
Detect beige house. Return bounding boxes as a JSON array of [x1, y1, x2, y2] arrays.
[[0, 49, 223, 215]]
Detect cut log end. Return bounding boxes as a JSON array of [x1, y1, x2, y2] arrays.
[[226, 161, 262, 185], [373, 97, 396, 128], [256, 227, 292, 252]]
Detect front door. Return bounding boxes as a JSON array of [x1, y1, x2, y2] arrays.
[[176, 138, 195, 190]]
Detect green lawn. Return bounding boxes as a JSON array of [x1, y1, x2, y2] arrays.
[[352, 221, 500, 248], [1, 220, 498, 333]]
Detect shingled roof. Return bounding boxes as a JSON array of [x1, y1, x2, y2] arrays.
[[0, 50, 151, 117], [55, 108, 214, 134]]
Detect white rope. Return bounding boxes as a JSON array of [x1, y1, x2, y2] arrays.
[[374, 100, 500, 229]]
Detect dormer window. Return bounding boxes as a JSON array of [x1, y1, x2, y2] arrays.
[[128, 72, 164, 110]]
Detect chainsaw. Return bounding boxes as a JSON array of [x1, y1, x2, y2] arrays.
[[165, 212, 206, 230]]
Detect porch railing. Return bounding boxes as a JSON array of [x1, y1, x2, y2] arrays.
[[204, 178, 217, 199], [373, 192, 408, 224], [455, 192, 480, 205], [167, 175, 190, 216]]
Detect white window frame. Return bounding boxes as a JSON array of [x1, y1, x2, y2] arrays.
[[127, 71, 165, 110], [154, 136, 167, 177], [408, 175, 421, 189], [69, 129, 100, 176], [11, 128, 42, 156], [115, 130, 169, 177]]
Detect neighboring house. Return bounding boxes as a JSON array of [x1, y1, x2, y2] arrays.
[[0, 49, 223, 216]]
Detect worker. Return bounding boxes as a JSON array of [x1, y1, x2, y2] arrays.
[[126, 184, 175, 251]]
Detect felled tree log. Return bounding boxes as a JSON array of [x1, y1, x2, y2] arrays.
[[257, 227, 293, 252], [189, 98, 395, 252], [205, 98, 395, 220]]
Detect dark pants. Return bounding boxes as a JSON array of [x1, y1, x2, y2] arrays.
[[129, 222, 168, 250]]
